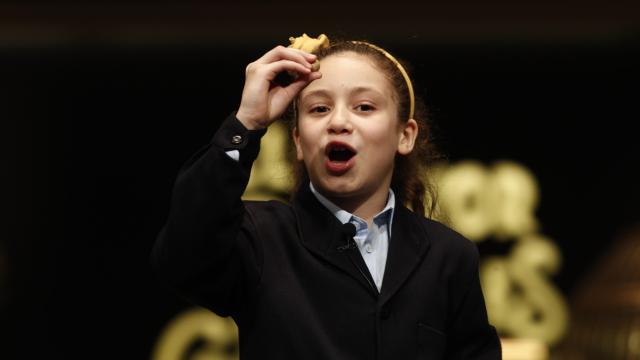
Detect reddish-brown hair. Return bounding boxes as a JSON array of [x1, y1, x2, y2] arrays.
[[285, 40, 441, 217]]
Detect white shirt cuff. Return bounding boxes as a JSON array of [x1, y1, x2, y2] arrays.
[[225, 150, 240, 162]]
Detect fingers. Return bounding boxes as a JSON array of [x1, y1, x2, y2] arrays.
[[246, 56, 312, 80], [255, 59, 314, 82], [236, 45, 321, 129], [258, 45, 317, 68], [245, 45, 319, 85], [267, 71, 322, 120], [286, 70, 323, 94]]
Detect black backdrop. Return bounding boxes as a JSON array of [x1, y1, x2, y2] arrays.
[[3, 36, 640, 358]]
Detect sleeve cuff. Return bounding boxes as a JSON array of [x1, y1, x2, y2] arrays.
[[212, 112, 268, 163]]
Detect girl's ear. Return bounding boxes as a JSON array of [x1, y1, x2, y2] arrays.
[[292, 126, 304, 161], [397, 118, 418, 155]]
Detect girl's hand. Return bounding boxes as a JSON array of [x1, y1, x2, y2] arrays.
[[236, 45, 322, 130]]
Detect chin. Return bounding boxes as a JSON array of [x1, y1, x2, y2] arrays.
[[315, 176, 363, 198]]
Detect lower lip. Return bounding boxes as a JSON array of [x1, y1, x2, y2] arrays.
[[325, 157, 355, 175]]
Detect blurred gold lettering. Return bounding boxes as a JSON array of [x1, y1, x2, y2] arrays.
[[432, 161, 493, 240], [432, 161, 538, 242], [481, 235, 568, 345], [152, 307, 238, 360], [433, 160, 568, 346]]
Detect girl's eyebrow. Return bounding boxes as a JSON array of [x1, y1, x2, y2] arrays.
[[350, 86, 385, 98], [300, 89, 332, 103], [300, 86, 384, 102]]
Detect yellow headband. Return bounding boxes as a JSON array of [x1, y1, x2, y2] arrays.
[[349, 41, 415, 121], [288, 34, 415, 120]]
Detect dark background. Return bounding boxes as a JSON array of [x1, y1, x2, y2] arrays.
[[2, 1, 639, 358]]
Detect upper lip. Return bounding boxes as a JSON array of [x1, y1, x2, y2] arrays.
[[324, 141, 357, 156]]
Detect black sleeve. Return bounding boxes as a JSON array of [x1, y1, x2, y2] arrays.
[[150, 112, 267, 317], [446, 244, 502, 359]]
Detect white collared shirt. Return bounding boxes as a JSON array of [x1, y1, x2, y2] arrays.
[[309, 182, 395, 292]]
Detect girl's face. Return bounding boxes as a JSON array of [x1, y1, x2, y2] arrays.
[[293, 51, 417, 202]]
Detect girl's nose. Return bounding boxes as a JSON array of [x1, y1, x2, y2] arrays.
[[327, 106, 353, 134]]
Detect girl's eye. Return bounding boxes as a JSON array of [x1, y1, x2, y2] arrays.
[[356, 104, 375, 112], [310, 106, 330, 113]]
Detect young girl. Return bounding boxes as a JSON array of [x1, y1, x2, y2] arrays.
[[151, 36, 501, 359]]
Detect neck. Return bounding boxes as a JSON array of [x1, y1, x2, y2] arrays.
[[325, 186, 390, 226]]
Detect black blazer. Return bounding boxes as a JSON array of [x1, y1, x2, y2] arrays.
[[151, 113, 501, 360]]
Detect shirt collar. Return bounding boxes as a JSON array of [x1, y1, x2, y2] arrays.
[[309, 182, 395, 234]]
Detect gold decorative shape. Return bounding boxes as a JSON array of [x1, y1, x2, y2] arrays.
[[500, 338, 549, 360], [432, 161, 492, 240], [431, 160, 568, 346], [288, 33, 329, 71], [482, 234, 569, 346], [152, 307, 239, 360], [431, 160, 538, 242], [489, 162, 539, 239], [242, 121, 293, 201]]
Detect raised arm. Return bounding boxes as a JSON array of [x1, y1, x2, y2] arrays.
[[150, 46, 320, 317]]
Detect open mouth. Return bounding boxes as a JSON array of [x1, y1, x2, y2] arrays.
[[324, 142, 357, 174], [326, 142, 357, 162]]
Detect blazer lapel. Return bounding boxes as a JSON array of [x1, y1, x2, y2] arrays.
[[379, 205, 431, 305], [293, 185, 379, 298]]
